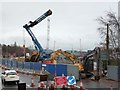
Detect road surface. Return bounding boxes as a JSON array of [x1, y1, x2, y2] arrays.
[[0, 67, 120, 90]]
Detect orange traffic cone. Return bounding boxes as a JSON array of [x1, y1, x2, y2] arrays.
[[33, 70, 36, 76], [16, 68, 18, 73], [30, 77, 35, 87], [80, 80, 84, 90], [40, 82, 45, 88], [110, 81, 113, 90], [27, 71, 29, 75], [49, 84, 54, 89], [38, 81, 40, 90]]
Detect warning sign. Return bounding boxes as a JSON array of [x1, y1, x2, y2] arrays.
[[54, 76, 67, 86]]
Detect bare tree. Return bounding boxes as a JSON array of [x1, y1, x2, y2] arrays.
[[96, 11, 120, 49]]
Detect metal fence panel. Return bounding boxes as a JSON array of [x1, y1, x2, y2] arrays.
[[33, 62, 41, 70], [12, 60, 17, 67], [46, 64, 55, 74], [24, 62, 30, 69], [7, 60, 11, 68], [18, 62, 23, 69], [0, 59, 2, 64], [30, 62, 34, 69], [2, 59, 6, 65], [118, 66, 120, 80], [67, 64, 79, 80], [6, 60, 8, 67], [56, 64, 67, 76], [107, 65, 118, 81]]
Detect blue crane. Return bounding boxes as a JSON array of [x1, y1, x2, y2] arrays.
[[23, 9, 52, 62]]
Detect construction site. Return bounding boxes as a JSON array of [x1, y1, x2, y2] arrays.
[[0, 2, 120, 90]]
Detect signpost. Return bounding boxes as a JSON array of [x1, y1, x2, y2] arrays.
[[67, 76, 76, 85]]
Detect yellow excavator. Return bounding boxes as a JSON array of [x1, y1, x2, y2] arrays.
[[50, 49, 84, 71], [25, 51, 40, 62], [50, 49, 63, 64]]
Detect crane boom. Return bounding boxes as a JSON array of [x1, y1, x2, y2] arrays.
[[23, 9, 52, 61], [24, 27, 43, 52], [23, 9, 52, 28]]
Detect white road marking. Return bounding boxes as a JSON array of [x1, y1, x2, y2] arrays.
[[26, 84, 31, 88]]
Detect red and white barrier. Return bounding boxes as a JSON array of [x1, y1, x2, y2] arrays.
[[30, 76, 35, 87], [40, 82, 45, 88], [16, 68, 18, 73], [38, 81, 40, 90], [80, 80, 84, 90]]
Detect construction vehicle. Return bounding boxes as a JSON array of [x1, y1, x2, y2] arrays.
[[82, 47, 101, 80], [50, 49, 77, 63], [50, 49, 84, 71], [50, 47, 101, 80], [23, 9, 52, 62]]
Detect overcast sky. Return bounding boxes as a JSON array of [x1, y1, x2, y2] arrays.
[[0, 1, 118, 51]]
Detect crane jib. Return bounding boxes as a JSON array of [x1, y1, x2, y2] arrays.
[[27, 9, 52, 28], [23, 9, 52, 61]]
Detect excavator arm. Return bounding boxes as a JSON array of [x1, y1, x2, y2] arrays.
[[50, 49, 62, 63], [83, 47, 101, 80], [50, 49, 84, 71], [61, 51, 77, 63]]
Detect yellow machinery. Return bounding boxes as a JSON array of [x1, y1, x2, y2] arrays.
[[62, 51, 78, 63], [50, 49, 84, 71], [74, 61, 84, 71], [25, 51, 40, 62], [50, 49, 62, 64]]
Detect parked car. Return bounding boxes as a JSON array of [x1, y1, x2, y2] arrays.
[[1, 70, 20, 84]]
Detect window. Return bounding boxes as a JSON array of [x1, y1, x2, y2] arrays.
[[6, 72, 17, 75]]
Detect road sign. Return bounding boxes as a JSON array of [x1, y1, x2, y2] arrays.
[[42, 64, 47, 67], [54, 76, 67, 86], [67, 76, 76, 85]]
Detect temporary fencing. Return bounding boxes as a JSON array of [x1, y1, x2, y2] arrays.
[[0, 59, 79, 80], [0, 59, 86, 89]]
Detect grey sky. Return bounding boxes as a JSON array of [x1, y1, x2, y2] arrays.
[[0, 2, 118, 51]]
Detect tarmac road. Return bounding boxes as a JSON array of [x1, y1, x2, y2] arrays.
[[0, 67, 120, 90]]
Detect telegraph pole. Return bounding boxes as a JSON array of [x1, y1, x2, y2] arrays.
[[106, 24, 109, 65]]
